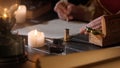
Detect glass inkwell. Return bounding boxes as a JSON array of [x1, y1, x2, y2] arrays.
[[0, 0, 27, 64], [49, 39, 66, 55]]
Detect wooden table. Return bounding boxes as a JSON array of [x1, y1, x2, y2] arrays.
[[0, 34, 102, 68], [1, 11, 120, 68]]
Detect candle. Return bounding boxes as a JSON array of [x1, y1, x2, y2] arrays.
[[28, 30, 45, 48], [15, 5, 26, 23], [2, 8, 9, 20]]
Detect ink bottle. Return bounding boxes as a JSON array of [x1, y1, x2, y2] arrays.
[[49, 39, 66, 55]]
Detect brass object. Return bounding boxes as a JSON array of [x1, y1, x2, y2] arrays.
[[64, 28, 70, 42], [86, 26, 102, 35]]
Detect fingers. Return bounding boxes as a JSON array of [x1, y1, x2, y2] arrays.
[[67, 4, 78, 20], [54, 2, 67, 20], [80, 16, 103, 35], [67, 4, 74, 14], [80, 24, 101, 35], [57, 9, 72, 20], [93, 23, 102, 29], [80, 26, 90, 35], [54, 1, 68, 15], [88, 16, 102, 29], [54, 1, 74, 20], [57, 10, 68, 20]]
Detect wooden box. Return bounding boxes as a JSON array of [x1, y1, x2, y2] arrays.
[[89, 14, 120, 46]]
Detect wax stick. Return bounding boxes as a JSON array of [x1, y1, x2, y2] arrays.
[[64, 28, 70, 42]]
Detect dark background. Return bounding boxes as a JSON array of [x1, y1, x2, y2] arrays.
[[20, 0, 89, 10]]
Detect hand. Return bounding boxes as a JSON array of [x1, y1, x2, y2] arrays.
[[80, 16, 102, 35], [54, 1, 73, 20], [54, 1, 85, 21]]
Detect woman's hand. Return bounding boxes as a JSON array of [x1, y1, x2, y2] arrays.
[[80, 16, 102, 35], [54, 1, 87, 21]]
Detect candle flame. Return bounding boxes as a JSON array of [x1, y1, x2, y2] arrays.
[[2, 8, 8, 19], [18, 6, 21, 10], [34, 30, 38, 36], [4, 8, 8, 12], [3, 13, 7, 18]]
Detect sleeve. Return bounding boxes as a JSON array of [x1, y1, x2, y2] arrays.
[[75, 0, 95, 21], [91, 0, 112, 19], [79, 0, 112, 20]]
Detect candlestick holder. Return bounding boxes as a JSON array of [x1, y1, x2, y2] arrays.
[[0, 0, 27, 64]]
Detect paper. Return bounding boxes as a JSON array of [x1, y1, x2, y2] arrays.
[[13, 19, 87, 38]]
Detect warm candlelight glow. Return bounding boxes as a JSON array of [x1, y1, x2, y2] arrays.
[[15, 5, 27, 23], [0, 0, 19, 21], [2, 8, 8, 20], [4, 8, 7, 12], [28, 30, 45, 48], [34, 30, 37, 36], [3, 13, 8, 18]]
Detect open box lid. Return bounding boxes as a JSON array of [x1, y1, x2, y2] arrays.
[[89, 14, 120, 46]]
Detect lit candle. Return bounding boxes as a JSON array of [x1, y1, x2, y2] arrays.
[[2, 8, 9, 20], [15, 5, 26, 23], [28, 30, 45, 48]]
